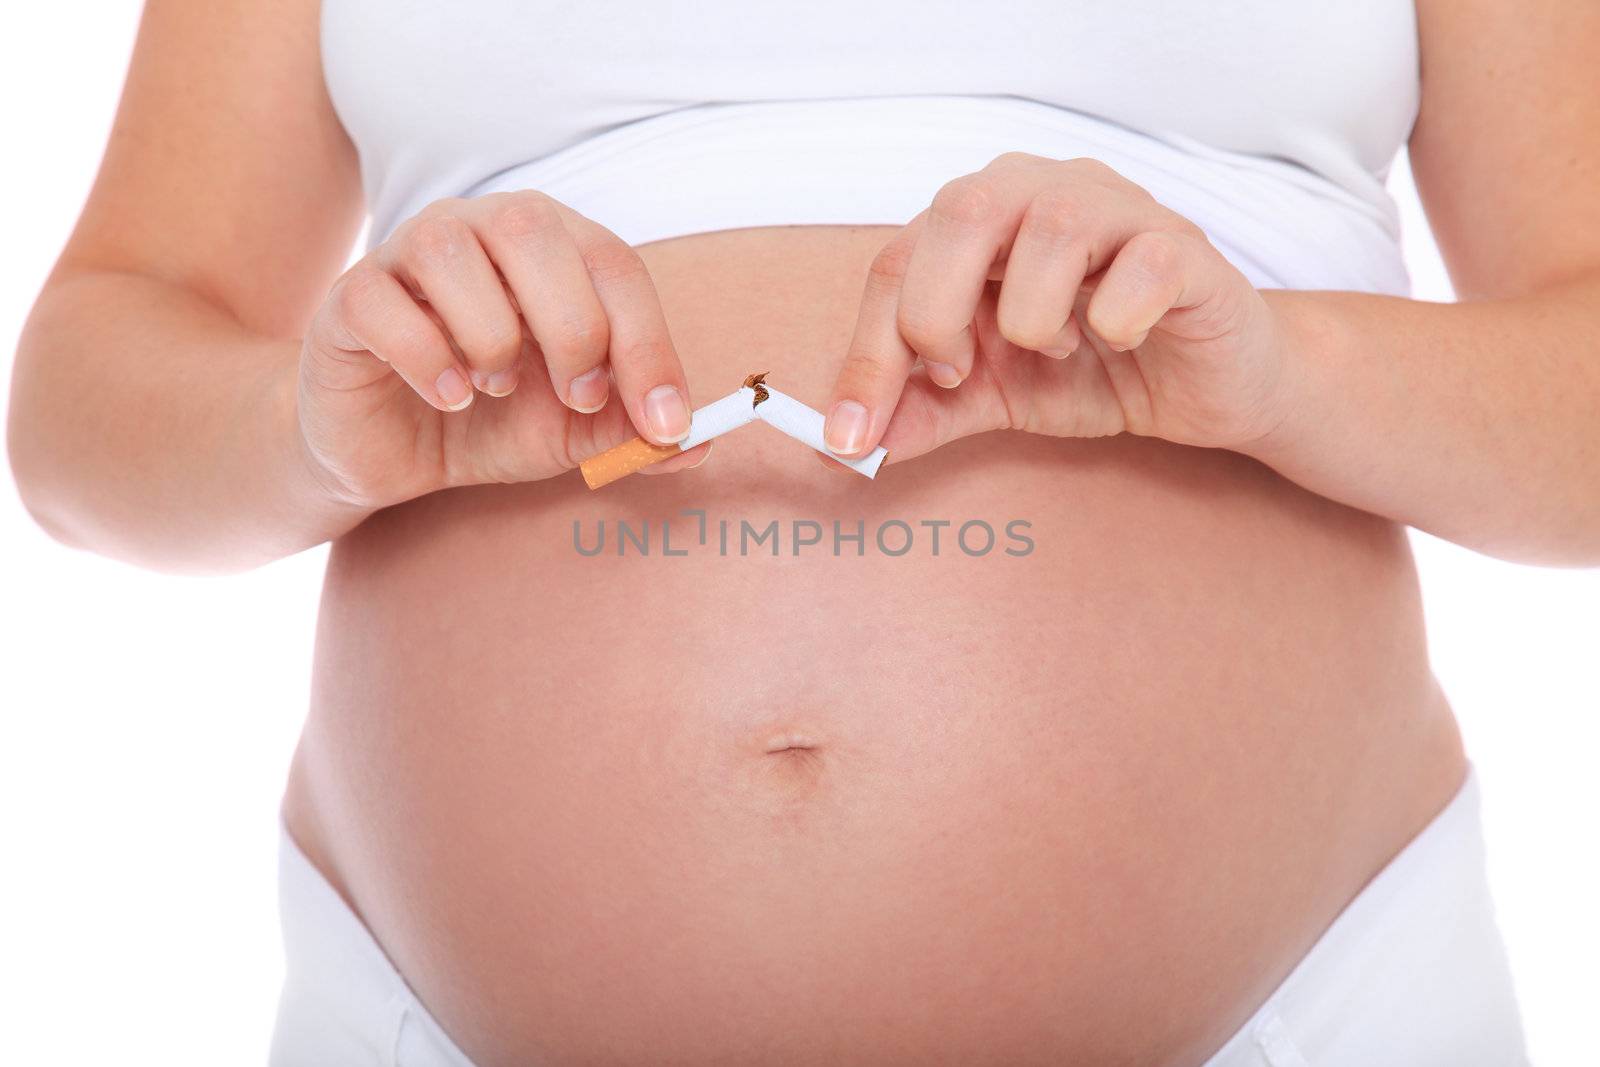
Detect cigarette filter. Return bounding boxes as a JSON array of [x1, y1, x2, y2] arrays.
[[580, 384, 761, 489], [577, 436, 684, 489]]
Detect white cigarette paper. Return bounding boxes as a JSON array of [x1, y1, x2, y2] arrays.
[[679, 385, 763, 450], [578, 374, 888, 488], [753, 387, 888, 479]]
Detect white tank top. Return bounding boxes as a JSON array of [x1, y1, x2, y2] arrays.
[[321, 0, 1419, 294]]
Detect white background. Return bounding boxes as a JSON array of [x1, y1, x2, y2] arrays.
[[1, 6, 1595, 1064]]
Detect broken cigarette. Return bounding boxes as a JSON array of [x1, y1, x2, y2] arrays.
[[580, 377, 762, 489], [755, 384, 889, 479], [579, 373, 889, 489]]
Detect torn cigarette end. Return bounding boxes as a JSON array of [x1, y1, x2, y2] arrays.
[[743, 371, 770, 406], [579, 436, 682, 490]]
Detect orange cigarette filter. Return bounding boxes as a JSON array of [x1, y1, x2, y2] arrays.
[[579, 436, 682, 489]]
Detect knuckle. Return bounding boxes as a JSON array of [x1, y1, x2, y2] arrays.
[[418, 196, 465, 219], [581, 239, 647, 286], [549, 311, 608, 358], [930, 176, 996, 228], [1172, 216, 1209, 243], [841, 348, 886, 386], [613, 337, 674, 372], [989, 150, 1042, 171], [334, 267, 387, 322], [405, 214, 472, 265], [1130, 230, 1184, 278], [1024, 189, 1087, 241], [389, 319, 431, 358], [490, 191, 562, 240], [865, 239, 913, 290], [1067, 156, 1151, 204], [471, 317, 523, 365], [1062, 156, 1116, 181]]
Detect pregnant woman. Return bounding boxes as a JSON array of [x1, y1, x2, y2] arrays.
[[10, 1, 1598, 1063]]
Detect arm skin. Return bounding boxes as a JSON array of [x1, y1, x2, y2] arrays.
[[11, 1, 1599, 573], [1241, 0, 1600, 566], [6, 0, 370, 574]]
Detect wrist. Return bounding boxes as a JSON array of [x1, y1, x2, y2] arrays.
[[267, 356, 376, 540], [1237, 289, 1326, 465]]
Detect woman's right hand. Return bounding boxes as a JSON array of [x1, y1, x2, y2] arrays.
[[297, 191, 704, 508]]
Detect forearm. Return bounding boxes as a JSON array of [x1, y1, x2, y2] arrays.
[[1246, 277, 1600, 565], [8, 269, 373, 574]]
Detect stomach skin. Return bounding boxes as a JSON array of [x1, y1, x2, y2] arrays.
[[283, 224, 1466, 1067]]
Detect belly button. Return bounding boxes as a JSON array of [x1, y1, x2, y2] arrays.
[[752, 731, 829, 804], [763, 731, 820, 755]]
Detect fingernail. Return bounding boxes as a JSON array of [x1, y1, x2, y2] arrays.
[[567, 366, 609, 413], [473, 368, 518, 396], [824, 400, 869, 455], [684, 442, 713, 469], [643, 384, 690, 444], [926, 361, 963, 388], [435, 367, 473, 411]]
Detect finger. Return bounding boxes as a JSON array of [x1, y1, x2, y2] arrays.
[[868, 358, 1015, 467], [896, 162, 1053, 380], [852, 288, 1071, 466], [378, 214, 523, 397], [1084, 230, 1221, 351], [327, 265, 475, 412], [470, 192, 613, 413], [993, 191, 1101, 358], [567, 218, 691, 446], [823, 227, 920, 457]]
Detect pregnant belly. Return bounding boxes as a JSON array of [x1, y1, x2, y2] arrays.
[[285, 226, 1466, 1066]]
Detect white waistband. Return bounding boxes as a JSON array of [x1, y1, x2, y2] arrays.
[[432, 96, 1410, 296], [1206, 766, 1527, 1066]]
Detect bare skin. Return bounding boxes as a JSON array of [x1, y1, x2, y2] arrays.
[[287, 223, 1468, 1066], [6, 0, 1598, 1064]]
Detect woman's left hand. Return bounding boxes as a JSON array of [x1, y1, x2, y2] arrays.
[[821, 153, 1297, 463]]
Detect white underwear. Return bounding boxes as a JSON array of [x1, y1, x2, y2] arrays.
[[269, 767, 1527, 1066], [455, 96, 1411, 298]]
